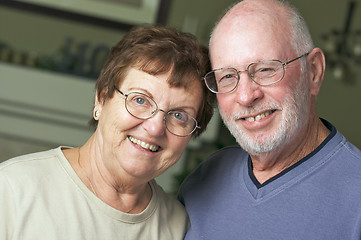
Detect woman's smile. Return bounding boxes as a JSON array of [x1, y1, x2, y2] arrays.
[[128, 136, 160, 152]]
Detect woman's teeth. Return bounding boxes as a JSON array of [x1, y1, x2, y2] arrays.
[[244, 110, 272, 122], [128, 136, 159, 152]]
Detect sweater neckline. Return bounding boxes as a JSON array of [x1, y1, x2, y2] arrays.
[[55, 147, 158, 223], [244, 119, 337, 200]]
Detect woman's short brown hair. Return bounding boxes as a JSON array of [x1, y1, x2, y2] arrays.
[[90, 25, 215, 137]]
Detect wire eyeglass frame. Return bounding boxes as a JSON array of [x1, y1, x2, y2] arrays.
[[114, 87, 200, 137], [204, 52, 309, 94]]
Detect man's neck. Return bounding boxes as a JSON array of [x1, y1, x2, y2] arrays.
[[251, 118, 330, 184]]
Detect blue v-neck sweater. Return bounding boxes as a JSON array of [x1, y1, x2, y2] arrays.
[[179, 120, 361, 240]]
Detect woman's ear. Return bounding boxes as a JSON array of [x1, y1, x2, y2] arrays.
[[93, 90, 106, 120], [307, 48, 326, 96]]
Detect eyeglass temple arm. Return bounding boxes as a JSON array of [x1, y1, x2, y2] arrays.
[[114, 87, 126, 97], [283, 52, 310, 66]]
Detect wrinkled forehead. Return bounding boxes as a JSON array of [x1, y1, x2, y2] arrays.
[[210, 13, 293, 69]]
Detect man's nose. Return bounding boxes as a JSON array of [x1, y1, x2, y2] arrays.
[[234, 71, 264, 106]]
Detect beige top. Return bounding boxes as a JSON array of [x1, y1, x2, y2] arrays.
[[0, 147, 188, 240]]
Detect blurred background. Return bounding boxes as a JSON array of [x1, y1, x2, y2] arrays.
[[0, 0, 360, 193]]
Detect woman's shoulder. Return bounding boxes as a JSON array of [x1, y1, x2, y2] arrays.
[[0, 147, 62, 174], [151, 180, 187, 215]]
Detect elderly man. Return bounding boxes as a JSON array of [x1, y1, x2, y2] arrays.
[[179, 0, 361, 239]]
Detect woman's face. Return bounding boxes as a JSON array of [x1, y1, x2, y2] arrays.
[[94, 68, 203, 182]]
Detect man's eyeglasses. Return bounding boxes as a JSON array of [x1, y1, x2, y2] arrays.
[[204, 53, 309, 94], [115, 87, 199, 137]]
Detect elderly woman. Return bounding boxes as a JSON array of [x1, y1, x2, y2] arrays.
[[0, 26, 215, 239]]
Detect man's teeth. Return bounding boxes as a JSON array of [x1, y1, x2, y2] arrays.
[[128, 136, 159, 152], [245, 110, 272, 122]]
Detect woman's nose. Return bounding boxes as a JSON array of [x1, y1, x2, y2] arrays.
[[142, 110, 166, 136]]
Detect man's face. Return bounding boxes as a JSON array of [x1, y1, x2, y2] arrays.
[[210, 15, 311, 156]]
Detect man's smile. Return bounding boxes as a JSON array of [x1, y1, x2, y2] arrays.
[[242, 110, 276, 122]]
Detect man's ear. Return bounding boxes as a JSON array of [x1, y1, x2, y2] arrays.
[[307, 48, 326, 96]]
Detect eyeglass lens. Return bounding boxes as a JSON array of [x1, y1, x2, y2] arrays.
[[205, 53, 309, 94], [125, 92, 197, 137], [205, 60, 285, 93]]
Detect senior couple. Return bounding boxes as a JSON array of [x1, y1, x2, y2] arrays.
[[1, 0, 361, 239]]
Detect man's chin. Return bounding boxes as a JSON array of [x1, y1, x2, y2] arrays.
[[228, 126, 283, 155]]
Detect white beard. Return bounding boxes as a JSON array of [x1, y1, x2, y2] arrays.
[[220, 73, 310, 156]]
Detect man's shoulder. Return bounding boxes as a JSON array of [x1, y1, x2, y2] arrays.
[[202, 145, 247, 168], [342, 140, 361, 160], [179, 145, 247, 196]]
